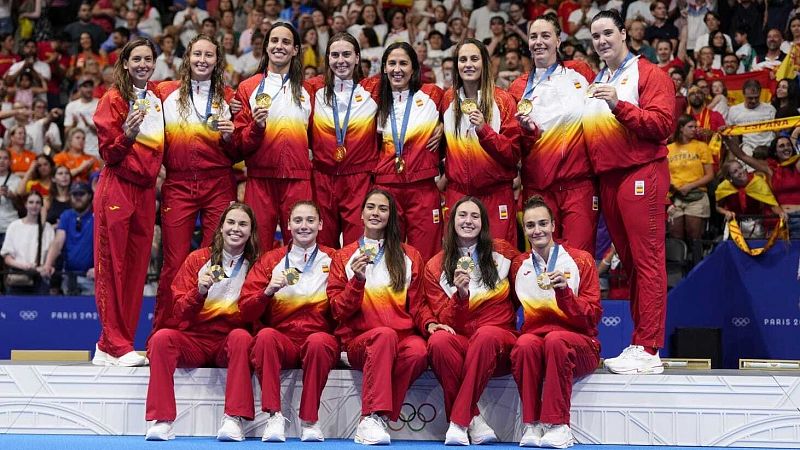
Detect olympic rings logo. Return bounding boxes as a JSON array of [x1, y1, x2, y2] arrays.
[[731, 317, 750, 327], [601, 316, 621, 327], [387, 402, 437, 432], [19, 310, 38, 320]]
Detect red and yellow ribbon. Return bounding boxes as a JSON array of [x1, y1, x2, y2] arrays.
[[728, 218, 789, 256], [708, 116, 800, 156]]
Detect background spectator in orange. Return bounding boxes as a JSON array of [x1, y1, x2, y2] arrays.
[[53, 128, 99, 183]]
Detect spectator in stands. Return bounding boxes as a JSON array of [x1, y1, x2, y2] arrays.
[[708, 30, 730, 68], [568, 0, 599, 47], [93, 66, 114, 99], [45, 165, 70, 225], [311, 10, 330, 56], [687, 85, 725, 139], [237, 5, 263, 54], [122, 10, 147, 40], [727, 79, 777, 161], [201, 17, 218, 41], [726, 135, 800, 236], [0, 148, 20, 247], [438, 56, 454, 90], [628, 20, 657, 63], [63, 77, 100, 157], [721, 52, 740, 75], [42, 181, 95, 295], [152, 35, 182, 82], [715, 158, 786, 238], [5, 125, 35, 175], [384, 8, 416, 48], [695, 12, 733, 55], [301, 28, 322, 70], [54, 129, 100, 182], [280, 0, 314, 29], [730, 0, 766, 52], [771, 79, 800, 118], [10, 69, 45, 109], [484, 15, 508, 57], [626, 0, 655, 24], [692, 46, 723, 81], [145, 203, 258, 442], [173, 0, 209, 48], [667, 115, 714, 241], [468, 0, 507, 42], [1, 190, 54, 295], [708, 79, 729, 121], [0, 33, 19, 78], [91, 0, 116, 35], [67, 32, 107, 81], [303, 65, 317, 80], [236, 31, 263, 81], [133, 0, 162, 39], [448, 16, 467, 49], [42, 33, 70, 108], [495, 49, 523, 90], [753, 29, 786, 71], [4, 39, 51, 86], [506, 2, 529, 42], [424, 196, 518, 446], [221, 31, 239, 86], [781, 17, 800, 53], [733, 27, 757, 72], [510, 195, 601, 449], [17, 153, 52, 196], [645, 0, 678, 48], [101, 27, 131, 66], [655, 39, 684, 73], [64, 2, 107, 55]]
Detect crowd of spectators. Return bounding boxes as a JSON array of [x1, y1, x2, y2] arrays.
[[0, 0, 798, 296]]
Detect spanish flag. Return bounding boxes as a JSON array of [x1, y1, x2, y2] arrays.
[[719, 71, 773, 106], [715, 172, 778, 207], [776, 43, 800, 80]]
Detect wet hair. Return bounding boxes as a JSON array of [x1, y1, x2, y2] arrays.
[[591, 9, 625, 31], [177, 34, 227, 122], [377, 42, 421, 127], [113, 37, 158, 104], [442, 196, 499, 290], [531, 12, 562, 36], [255, 22, 304, 107]]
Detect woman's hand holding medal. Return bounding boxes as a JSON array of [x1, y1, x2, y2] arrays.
[[351, 253, 370, 281], [590, 84, 619, 109], [198, 268, 215, 296], [124, 108, 146, 140], [252, 105, 270, 129], [543, 270, 568, 290], [265, 271, 288, 296], [217, 116, 235, 141], [453, 266, 471, 300]]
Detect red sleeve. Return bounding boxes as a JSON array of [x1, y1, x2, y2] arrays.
[[554, 247, 602, 333], [305, 76, 323, 142], [475, 88, 521, 169], [170, 249, 211, 323], [237, 248, 280, 326], [327, 245, 365, 322], [405, 244, 435, 335], [94, 89, 134, 165], [421, 83, 445, 116], [563, 59, 596, 83], [612, 60, 676, 142], [423, 254, 469, 328], [711, 111, 726, 131], [232, 77, 262, 159], [361, 74, 381, 102]]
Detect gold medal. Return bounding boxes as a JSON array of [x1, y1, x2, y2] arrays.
[[395, 156, 405, 174], [334, 145, 347, 162], [536, 272, 552, 290], [586, 84, 597, 98], [460, 98, 478, 114], [206, 114, 220, 131], [255, 93, 272, 109], [456, 256, 475, 273], [361, 243, 379, 262], [284, 267, 301, 285], [132, 98, 151, 113], [517, 99, 533, 115], [209, 264, 226, 283]]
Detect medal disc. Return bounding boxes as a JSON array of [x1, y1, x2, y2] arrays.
[[133, 98, 150, 113], [206, 114, 220, 131], [284, 268, 301, 285], [461, 99, 478, 114], [457, 256, 475, 273], [586, 84, 597, 98], [395, 156, 405, 174], [334, 145, 347, 162], [209, 264, 226, 283], [361, 243, 379, 262], [255, 93, 272, 109], [517, 99, 533, 115], [536, 272, 552, 290]]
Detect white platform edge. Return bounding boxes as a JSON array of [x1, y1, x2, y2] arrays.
[[1, 365, 799, 447]]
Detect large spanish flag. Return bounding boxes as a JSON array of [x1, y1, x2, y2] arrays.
[[719, 71, 774, 106], [776, 43, 800, 80]]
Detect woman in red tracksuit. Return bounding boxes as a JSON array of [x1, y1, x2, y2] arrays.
[[93, 38, 163, 368], [234, 23, 313, 247], [424, 196, 519, 446], [153, 34, 239, 334], [510, 195, 601, 448], [509, 14, 598, 254], [442, 38, 520, 247], [145, 203, 260, 442], [307, 32, 379, 248], [373, 42, 445, 262], [238, 201, 338, 443], [327, 188, 431, 445], [583, 10, 674, 374]]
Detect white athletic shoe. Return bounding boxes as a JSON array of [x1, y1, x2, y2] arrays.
[[520, 422, 546, 447], [300, 421, 325, 442], [262, 411, 287, 442], [145, 420, 175, 441], [444, 421, 470, 446], [117, 350, 148, 367], [354, 413, 390, 445], [604, 345, 664, 374], [539, 424, 575, 448], [469, 415, 498, 445], [92, 344, 115, 366], [217, 414, 245, 442]]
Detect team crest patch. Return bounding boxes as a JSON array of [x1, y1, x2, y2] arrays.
[[565, 271, 572, 279], [621, 77, 629, 85], [322, 265, 330, 273], [574, 82, 582, 89], [415, 98, 424, 107], [635, 180, 645, 195], [499, 205, 508, 220], [354, 94, 363, 102], [433, 209, 440, 224]]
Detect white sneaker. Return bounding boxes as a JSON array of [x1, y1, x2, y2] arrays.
[[117, 350, 148, 367], [262, 411, 287, 442], [145, 420, 175, 441], [444, 421, 470, 446], [354, 413, 390, 445], [217, 414, 245, 442], [520, 422, 546, 447], [539, 424, 574, 448], [604, 345, 664, 374], [469, 415, 498, 445], [92, 344, 116, 366], [300, 421, 324, 442]]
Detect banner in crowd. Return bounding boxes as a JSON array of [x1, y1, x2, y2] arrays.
[[727, 218, 789, 256], [720, 71, 774, 106], [776, 43, 800, 80], [708, 115, 800, 155]]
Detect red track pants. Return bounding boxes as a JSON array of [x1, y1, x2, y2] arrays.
[[250, 328, 339, 422], [94, 173, 155, 356], [313, 172, 371, 249], [427, 326, 517, 427], [244, 177, 312, 249], [375, 179, 443, 262], [146, 328, 254, 421], [510, 331, 600, 425]]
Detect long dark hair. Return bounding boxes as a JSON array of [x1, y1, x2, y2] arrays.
[[323, 32, 363, 107], [442, 197, 499, 290], [209, 203, 260, 272], [363, 188, 406, 291], [255, 22, 304, 107], [177, 34, 227, 122], [591, 9, 625, 32], [452, 38, 495, 136], [673, 114, 695, 143], [113, 37, 157, 104], [377, 42, 421, 127]]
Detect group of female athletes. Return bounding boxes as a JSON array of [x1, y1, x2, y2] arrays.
[[91, 7, 674, 447]]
